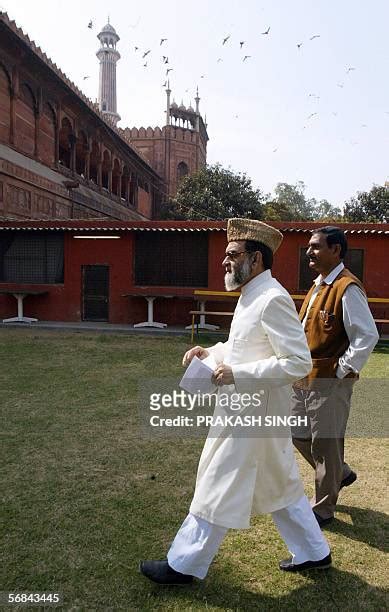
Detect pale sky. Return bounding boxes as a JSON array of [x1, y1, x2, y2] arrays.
[[2, 0, 389, 207]]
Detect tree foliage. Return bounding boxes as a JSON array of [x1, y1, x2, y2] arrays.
[[344, 185, 389, 223], [160, 163, 266, 220], [158, 165, 387, 224], [263, 181, 342, 222]]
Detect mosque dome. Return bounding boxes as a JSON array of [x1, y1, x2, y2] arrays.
[[101, 23, 117, 34]]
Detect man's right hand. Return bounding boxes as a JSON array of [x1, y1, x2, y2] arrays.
[[182, 346, 210, 367]]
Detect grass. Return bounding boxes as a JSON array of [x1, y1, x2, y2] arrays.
[[0, 329, 388, 611]]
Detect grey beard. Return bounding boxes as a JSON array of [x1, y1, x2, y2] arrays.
[[224, 257, 252, 291]]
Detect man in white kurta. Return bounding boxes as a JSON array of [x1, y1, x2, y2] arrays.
[[140, 219, 331, 585]]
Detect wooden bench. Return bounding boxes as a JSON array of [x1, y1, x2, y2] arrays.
[[190, 310, 234, 343], [374, 319, 389, 337], [187, 290, 239, 334], [189, 291, 389, 341]]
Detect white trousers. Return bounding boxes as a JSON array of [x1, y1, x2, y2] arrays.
[[167, 495, 330, 579]]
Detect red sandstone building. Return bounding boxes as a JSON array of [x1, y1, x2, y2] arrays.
[[0, 13, 208, 221], [0, 219, 387, 327]]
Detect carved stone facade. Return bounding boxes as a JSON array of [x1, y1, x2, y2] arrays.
[[0, 12, 163, 220], [122, 87, 208, 198], [0, 12, 208, 221]]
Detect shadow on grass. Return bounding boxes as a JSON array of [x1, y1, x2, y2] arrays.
[[141, 566, 389, 611], [327, 505, 389, 554]]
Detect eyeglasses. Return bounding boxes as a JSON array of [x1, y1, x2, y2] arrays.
[[224, 250, 248, 261]]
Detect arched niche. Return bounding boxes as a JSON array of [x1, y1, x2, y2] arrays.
[[0, 63, 11, 144], [177, 161, 189, 183], [112, 158, 121, 196], [15, 83, 36, 156], [75, 130, 88, 176], [89, 140, 100, 184], [40, 102, 56, 166], [101, 149, 111, 189], [58, 116, 73, 169]]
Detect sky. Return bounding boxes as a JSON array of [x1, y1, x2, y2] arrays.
[[2, 0, 389, 208]]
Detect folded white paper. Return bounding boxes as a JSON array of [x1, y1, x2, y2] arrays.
[[179, 355, 217, 395]]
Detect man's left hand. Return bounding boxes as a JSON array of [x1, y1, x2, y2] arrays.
[[212, 363, 235, 386]]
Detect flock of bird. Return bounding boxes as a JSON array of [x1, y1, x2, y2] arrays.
[[84, 17, 387, 155], [86, 19, 325, 88]]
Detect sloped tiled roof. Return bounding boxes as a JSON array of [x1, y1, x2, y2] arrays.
[[0, 219, 387, 234]]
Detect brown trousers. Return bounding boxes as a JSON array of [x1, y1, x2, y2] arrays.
[[290, 379, 355, 519]]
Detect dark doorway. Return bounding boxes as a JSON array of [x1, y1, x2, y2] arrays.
[[82, 265, 109, 321]]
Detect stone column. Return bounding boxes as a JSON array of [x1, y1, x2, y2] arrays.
[[85, 145, 90, 180], [134, 175, 139, 208], [125, 173, 130, 203], [34, 109, 40, 159], [9, 66, 19, 146], [97, 159, 102, 187], [69, 133, 76, 172]]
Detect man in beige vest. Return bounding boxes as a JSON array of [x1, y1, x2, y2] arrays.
[[141, 219, 331, 585], [291, 226, 378, 527]]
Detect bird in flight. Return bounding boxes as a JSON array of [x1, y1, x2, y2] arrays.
[[163, 56, 169, 64], [310, 34, 320, 40], [134, 46, 139, 51], [88, 20, 93, 29], [337, 82, 344, 88], [297, 42, 303, 49], [346, 66, 355, 73], [272, 148, 278, 153], [243, 55, 251, 62], [222, 35, 231, 45], [143, 62, 148, 68], [142, 50, 151, 58], [162, 81, 167, 87], [240, 41, 245, 48], [217, 58, 223, 63], [160, 38, 167, 45], [307, 112, 318, 119], [166, 68, 173, 75], [261, 27, 270, 35], [83, 75, 90, 80]]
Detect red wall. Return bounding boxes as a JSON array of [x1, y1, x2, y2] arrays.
[[0, 229, 387, 325]]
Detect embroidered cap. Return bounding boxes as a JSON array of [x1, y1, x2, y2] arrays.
[[227, 218, 283, 253]]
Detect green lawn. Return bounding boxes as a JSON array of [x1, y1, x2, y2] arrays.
[[0, 329, 388, 611]]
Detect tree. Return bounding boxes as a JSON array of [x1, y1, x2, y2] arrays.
[[264, 181, 342, 222], [273, 181, 315, 220], [344, 185, 389, 223], [160, 163, 266, 220], [314, 199, 342, 222]]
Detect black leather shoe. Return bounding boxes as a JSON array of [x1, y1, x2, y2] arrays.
[[139, 560, 194, 585], [313, 511, 334, 528], [340, 470, 357, 489], [279, 553, 332, 572]]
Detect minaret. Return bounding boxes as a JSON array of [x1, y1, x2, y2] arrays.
[[165, 80, 171, 125], [195, 86, 200, 132], [96, 20, 121, 125]]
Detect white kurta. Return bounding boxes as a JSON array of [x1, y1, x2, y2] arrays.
[[190, 270, 313, 529]]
